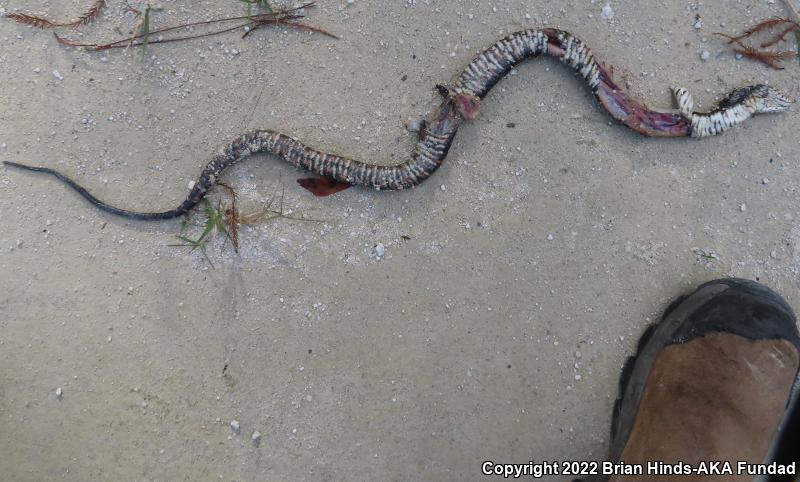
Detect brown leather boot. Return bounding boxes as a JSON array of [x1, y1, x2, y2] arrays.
[[600, 279, 800, 482]]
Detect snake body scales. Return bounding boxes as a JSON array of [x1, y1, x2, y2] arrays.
[[4, 28, 791, 220]]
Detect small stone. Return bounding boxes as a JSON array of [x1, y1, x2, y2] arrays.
[[574, 374, 582, 381], [52, 70, 64, 81], [694, 18, 704, 29], [440, 184, 446, 191], [700, 50, 710, 61], [55, 387, 63, 399], [546, 234, 554, 241], [375, 243, 385, 258], [600, 3, 614, 20], [740, 203, 746, 212], [230, 420, 240, 434], [403, 117, 424, 133], [762, 178, 770, 185], [251, 431, 262, 447]]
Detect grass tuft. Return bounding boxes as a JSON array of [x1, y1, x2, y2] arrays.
[[169, 182, 325, 265]]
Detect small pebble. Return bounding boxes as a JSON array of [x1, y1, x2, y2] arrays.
[[600, 4, 614, 20], [700, 50, 710, 61], [230, 420, 241, 434], [251, 431, 262, 447], [403, 117, 424, 133], [55, 387, 63, 399], [694, 18, 704, 29], [740, 203, 746, 212], [375, 243, 385, 258], [52, 70, 64, 81], [762, 178, 770, 185]]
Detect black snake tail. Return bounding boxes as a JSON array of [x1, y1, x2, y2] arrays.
[[4, 28, 790, 220], [3, 161, 193, 219]]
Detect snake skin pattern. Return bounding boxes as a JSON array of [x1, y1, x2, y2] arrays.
[[4, 28, 791, 220]]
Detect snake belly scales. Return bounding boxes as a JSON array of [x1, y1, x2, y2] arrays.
[[3, 28, 791, 220]]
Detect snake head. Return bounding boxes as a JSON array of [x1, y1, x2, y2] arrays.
[[721, 85, 791, 114], [751, 85, 791, 114]]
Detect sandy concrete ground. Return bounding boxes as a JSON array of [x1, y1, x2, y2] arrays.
[[1, 0, 799, 480]]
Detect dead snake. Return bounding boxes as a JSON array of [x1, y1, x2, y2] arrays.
[[4, 28, 791, 220]]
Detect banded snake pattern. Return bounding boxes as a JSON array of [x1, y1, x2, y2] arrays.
[[4, 28, 791, 220]]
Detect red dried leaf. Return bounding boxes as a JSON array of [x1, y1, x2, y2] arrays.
[[297, 177, 352, 196]]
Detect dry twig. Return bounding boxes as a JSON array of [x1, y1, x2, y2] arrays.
[[714, 16, 799, 69], [7, 0, 105, 29], [52, 2, 336, 51]]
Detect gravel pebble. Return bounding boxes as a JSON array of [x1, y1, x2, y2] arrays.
[[404, 117, 424, 133], [600, 4, 614, 20]]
